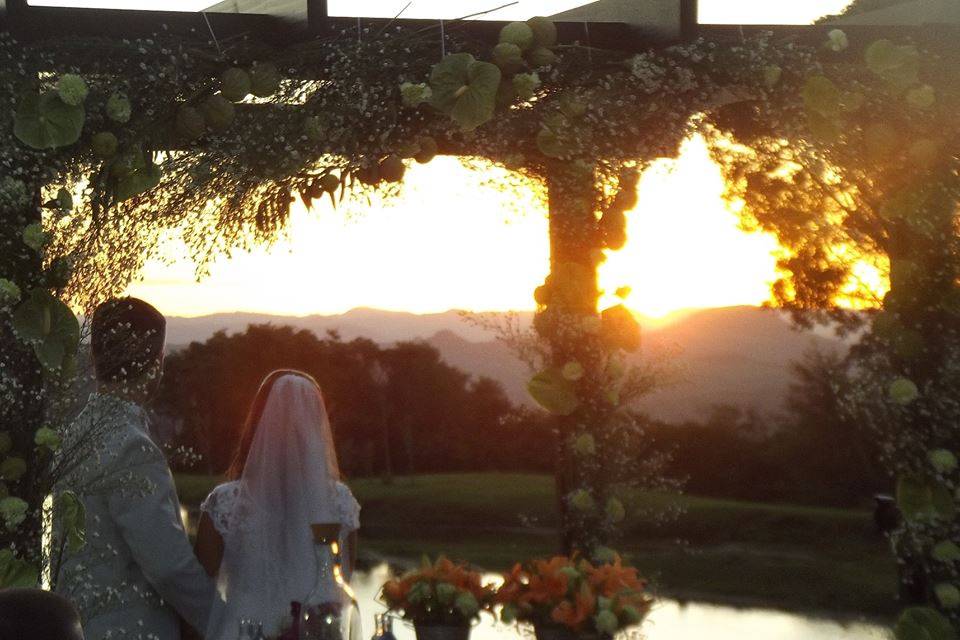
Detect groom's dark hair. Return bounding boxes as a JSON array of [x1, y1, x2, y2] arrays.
[[0, 588, 84, 640], [91, 297, 166, 383]]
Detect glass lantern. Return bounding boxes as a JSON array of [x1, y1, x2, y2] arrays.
[[299, 524, 362, 640]]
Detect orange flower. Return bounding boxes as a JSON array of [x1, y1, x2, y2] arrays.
[[586, 556, 644, 597], [550, 584, 596, 630], [522, 558, 570, 606]]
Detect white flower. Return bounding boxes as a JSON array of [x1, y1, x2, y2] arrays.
[[106, 93, 132, 123], [628, 54, 666, 94], [827, 29, 848, 52], [57, 74, 88, 106], [0, 176, 30, 210], [512, 72, 541, 100], [399, 82, 431, 108]]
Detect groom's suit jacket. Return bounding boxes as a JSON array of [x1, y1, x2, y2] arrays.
[[56, 393, 216, 640]]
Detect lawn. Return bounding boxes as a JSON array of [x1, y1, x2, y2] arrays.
[[175, 472, 897, 618]]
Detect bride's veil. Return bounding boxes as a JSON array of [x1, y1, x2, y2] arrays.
[[207, 372, 343, 639]]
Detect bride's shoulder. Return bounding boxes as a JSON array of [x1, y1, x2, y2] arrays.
[[335, 480, 361, 530]]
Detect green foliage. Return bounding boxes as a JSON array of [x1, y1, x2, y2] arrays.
[[0, 550, 38, 589], [249, 62, 281, 98], [91, 131, 119, 159], [512, 72, 541, 101], [932, 541, 960, 564], [929, 449, 958, 475], [378, 155, 405, 183], [56, 73, 88, 106], [220, 67, 251, 102], [11, 288, 80, 372], [528, 368, 580, 416], [34, 427, 61, 451], [201, 94, 236, 132], [526, 16, 557, 48], [0, 279, 22, 308], [105, 92, 132, 123], [57, 491, 86, 553], [896, 475, 956, 523], [499, 21, 534, 51], [802, 76, 842, 118], [175, 105, 206, 141], [493, 42, 524, 71], [864, 39, 919, 91], [935, 583, 960, 610], [600, 304, 641, 353], [0, 458, 26, 482], [13, 91, 85, 150], [889, 377, 920, 405], [895, 607, 957, 640], [114, 159, 162, 202], [21, 222, 47, 253], [429, 53, 501, 130]]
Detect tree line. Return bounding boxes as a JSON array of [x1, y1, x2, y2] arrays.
[[157, 324, 887, 507]]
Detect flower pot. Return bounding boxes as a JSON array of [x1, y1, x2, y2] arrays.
[[414, 623, 471, 640]]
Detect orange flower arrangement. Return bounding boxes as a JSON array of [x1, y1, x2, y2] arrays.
[[380, 557, 497, 626], [496, 554, 652, 637]]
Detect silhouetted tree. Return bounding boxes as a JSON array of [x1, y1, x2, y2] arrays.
[[155, 325, 517, 477]]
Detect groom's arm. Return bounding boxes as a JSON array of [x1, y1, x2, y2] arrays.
[[107, 431, 217, 634]]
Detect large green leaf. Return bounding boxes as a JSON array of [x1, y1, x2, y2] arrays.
[[0, 549, 39, 589], [894, 606, 957, 640], [13, 91, 85, 150], [932, 541, 960, 564], [429, 53, 501, 130], [58, 491, 86, 553], [896, 475, 954, 523], [802, 76, 842, 118], [865, 39, 920, 92], [115, 161, 162, 202], [528, 368, 580, 416], [11, 289, 80, 371]]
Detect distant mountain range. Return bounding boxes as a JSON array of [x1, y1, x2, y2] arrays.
[[164, 306, 849, 423]]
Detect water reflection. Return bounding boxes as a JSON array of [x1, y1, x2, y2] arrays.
[[349, 565, 890, 640]]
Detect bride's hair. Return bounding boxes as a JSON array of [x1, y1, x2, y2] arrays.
[[227, 369, 329, 480]]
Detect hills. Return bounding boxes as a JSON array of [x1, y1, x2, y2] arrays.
[[164, 306, 848, 423]]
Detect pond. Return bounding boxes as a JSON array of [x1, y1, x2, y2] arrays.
[[350, 565, 891, 640]]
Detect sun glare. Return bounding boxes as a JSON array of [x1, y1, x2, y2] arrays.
[[127, 138, 783, 320]]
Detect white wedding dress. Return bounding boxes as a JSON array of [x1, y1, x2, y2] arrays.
[[201, 374, 361, 640]]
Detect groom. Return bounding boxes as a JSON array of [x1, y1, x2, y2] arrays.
[[56, 297, 216, 640]]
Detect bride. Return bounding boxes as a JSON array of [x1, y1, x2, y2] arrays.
[[194, 369, 361, 639]]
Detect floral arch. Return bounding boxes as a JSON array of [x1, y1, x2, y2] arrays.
[[0, 3, 958, 634]]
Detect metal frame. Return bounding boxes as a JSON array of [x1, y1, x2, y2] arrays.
[[2, 0, 697, 50]]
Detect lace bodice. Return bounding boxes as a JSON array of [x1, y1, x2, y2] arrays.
[[200, 480, 361, 537]]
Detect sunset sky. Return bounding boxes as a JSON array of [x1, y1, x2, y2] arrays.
[[38, 0, 857, 318]]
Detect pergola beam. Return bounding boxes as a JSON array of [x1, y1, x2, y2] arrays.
[[1, 0, 670, 52]]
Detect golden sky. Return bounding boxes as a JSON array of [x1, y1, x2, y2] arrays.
[[62, 0, 854, 318], [128, 136, 781, 318]]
